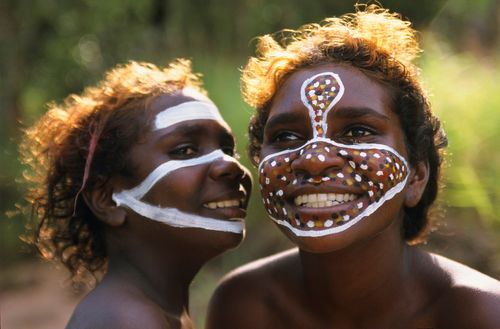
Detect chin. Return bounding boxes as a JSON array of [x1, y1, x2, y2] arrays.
[[277, 218, 390, 254], [288, 232, 358, 254], [189, 228, 245, 254]]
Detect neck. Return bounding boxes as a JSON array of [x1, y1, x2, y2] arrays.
[[299, 219, 419, 322], [104, 231, 211, 317]]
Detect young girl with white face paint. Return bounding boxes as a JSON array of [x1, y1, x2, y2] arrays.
[[207, 6, 500, 329], [20, 60, 251, 329]]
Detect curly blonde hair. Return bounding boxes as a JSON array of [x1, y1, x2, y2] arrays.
[[241, 5, 447, 242], [20, 59, 205, 283]]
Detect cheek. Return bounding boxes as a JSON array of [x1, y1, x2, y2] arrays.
[[259, 151, 298, 215], [143, 168, 205, 208], [258, 141, 409, 232], [348, 148, 408, 199]]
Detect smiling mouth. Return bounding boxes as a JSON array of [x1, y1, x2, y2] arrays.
[[203, 199, 244, 209], [293, 193, 358, 208]]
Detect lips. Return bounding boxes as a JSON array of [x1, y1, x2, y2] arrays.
[[285, 187, 367, 229], [202, 191, 248, 220]]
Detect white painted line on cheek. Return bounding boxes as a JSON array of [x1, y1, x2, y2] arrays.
[[154, 101, 225, 131], [122, 149, 226, 199], [112, 192, 244, 233], [268, 171, 408, 237], [258, 137, 410, 238], [111, 149, 246, 233]]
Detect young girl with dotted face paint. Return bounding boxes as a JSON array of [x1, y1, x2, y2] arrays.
[[207, 6, 500, 329], [20, 60, 251, 329]]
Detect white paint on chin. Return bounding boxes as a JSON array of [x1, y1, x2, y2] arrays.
[[269, 172, 407, 237]]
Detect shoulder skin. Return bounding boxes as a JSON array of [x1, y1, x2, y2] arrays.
[[206, 248, 300, 329], [65, 286, 175, 329], [431, 253, 500, 328]]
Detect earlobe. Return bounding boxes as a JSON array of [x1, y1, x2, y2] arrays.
[[83, 181, 126, 227], [404, 161, 430, 208]]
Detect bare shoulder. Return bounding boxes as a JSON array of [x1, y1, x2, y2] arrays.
[[431, 253, 500, 328], [66, 285, 170, 329], [206, 248, 300, 329]]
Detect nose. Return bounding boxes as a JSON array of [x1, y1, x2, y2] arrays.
[[208, 155, 245, 182], [290, 145, 345, 178]]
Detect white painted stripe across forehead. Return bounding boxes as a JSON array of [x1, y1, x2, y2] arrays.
[[154, 101, 225, 131]]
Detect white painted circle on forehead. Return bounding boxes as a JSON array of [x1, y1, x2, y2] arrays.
[[154, 100, 225, 131], [300, 72, 345, 138]]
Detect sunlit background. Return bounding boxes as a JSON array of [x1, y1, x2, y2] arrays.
[[1, 1, 499, 328]]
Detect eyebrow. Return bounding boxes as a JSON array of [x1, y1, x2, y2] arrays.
[[331, 106, 390, 121], [158, 122, 234, 143], [266, 112, 309, 129]]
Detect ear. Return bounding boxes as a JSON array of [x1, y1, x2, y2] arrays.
[[83, 179, 127, 227], [404, 161, 430, 208]]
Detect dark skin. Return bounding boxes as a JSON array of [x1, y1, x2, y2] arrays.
[[206, 64, 500, 329], [66, 92, 252, 329]]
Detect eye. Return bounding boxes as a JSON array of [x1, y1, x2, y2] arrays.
[[221, 145, 236, 157], [345, 127, 373, 138], [170, 144, 198, 157], [272, 131, 303, 143]]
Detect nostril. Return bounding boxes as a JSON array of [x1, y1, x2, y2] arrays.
[[209, 159, 244, 181], [291, 150, 345, 177]]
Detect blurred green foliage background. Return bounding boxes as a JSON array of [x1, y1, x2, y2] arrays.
[[1, 0, 499, 327]]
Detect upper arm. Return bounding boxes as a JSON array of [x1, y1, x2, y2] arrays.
[[206, 273, 271, 329], [462, 291, 500, 328], [436, 287, 500, 328], [66, 299, 170, 329]]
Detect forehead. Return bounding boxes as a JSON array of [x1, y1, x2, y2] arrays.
[[146, 92, 232, 133], [269, 64, 392, 118], [148, 91, 204, 116]]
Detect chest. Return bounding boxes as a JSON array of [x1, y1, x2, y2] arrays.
[[261, 290, 440, 329]]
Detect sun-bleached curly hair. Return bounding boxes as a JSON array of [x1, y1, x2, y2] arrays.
[[20, 59, 205, 284], [241, 5, 448, 243]]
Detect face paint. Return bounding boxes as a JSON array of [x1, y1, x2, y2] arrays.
[[154, 101, 225, 131], [259, 72, 409, 237], [112, 100, 245, 233], [301, 72, 345, 138]]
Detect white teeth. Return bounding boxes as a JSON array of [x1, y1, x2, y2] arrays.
[[293, 193, 358, 208], [203, 199, 240, 209], [206, 202, 217, 209]]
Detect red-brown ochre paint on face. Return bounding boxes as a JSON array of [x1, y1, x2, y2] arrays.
[[258, 72, 409, 237]]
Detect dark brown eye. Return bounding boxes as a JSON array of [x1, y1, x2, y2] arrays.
[[273, 131, 302, 142], [170, 145, 198, 157], [345, 127, 372, 138]]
